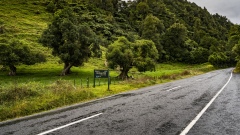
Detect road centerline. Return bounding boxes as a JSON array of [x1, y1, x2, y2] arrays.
[[37, 113, 103, 135], [180, 71, 233, 135]]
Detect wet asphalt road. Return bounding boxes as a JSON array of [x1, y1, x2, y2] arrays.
[[0, 68, 237, 135]]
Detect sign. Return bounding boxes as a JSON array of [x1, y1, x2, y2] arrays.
[[94, 70, 109, 78], [93, 69, 110, 90]]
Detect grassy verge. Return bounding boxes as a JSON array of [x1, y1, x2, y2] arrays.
[[0, 61, 215, 122]]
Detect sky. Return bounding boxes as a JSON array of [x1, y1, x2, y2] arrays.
[[187, 0, 240, 24]]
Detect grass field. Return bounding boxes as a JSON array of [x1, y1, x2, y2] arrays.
[[0, 59, 215, 122]]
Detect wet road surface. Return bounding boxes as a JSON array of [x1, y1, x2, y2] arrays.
[[0, 68, 237, 135]]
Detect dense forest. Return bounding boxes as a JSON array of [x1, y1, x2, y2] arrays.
[[1, 0, 240, 77]]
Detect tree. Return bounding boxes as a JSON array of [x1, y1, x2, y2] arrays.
[[133, 39, 159, 72], [0, 40, 46, 76], [208, 52, 230, 68], [39, 8, 98, 76], [161, 23, 188, 62], [106, 37, 134, 79], [140, 14, 164, 60], [233, 41, 240, 61], [199, 36, 218, 50], [136, 2, 149, 20], [106, 37, 158, 79], [189, 47, 209, 64]]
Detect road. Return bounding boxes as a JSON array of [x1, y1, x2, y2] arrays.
[[0, 68, 237, 135]]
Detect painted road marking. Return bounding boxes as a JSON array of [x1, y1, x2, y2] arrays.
[[37, 113, 103, 135], [180, 71, 233, 135], [167, 86, 181, 92]]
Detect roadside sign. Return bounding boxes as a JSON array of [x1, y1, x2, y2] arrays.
[[94, 70, 109, 78], [93, 69, 110, 90]]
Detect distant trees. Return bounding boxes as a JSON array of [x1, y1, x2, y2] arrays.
[[232, 26, 240, 67], [140, 14, 164, 60], [106, 37, 158, 79], [37, 0, 239, 75], [161, 23, 188, 62], [0, 40, 46, 76], [208, 52, 230, 68], [133, 39, 159, 72], [39, 8, 98, 76]]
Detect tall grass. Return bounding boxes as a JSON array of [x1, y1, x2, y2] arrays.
[[0, 62, 215, 122], [0, 0, 216, 122]]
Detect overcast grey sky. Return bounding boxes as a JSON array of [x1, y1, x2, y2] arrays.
[[187, 0, 240, 24]]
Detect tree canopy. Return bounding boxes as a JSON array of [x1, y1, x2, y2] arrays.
[[39, 7, 98, 75], [106, 37, 158, 78], [38, 0, 239, 74], [0, 40, 46, 75]]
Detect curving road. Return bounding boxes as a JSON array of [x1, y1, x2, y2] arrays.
[[0, 68, 237, 135]]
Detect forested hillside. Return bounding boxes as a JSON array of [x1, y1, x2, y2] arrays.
[[1, 0, 240, 75]]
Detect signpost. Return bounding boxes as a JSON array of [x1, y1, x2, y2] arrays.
[[94, 69, 110, 90]]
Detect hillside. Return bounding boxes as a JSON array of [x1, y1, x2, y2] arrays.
[[0, 0, 51, 57], [0, 0, 236, 67]]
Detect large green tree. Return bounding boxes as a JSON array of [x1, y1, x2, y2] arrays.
[[106, 37, 134, 79], [40, 8, 98, 76], [133, 39, 159, 72], [106, 37, 158, 79], [161, 23, 188, 61], [0, 40, 46, 76], [140, 14, 164, 60]]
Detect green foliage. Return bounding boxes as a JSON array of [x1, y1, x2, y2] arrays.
[[0, 40, 46, 75], [134, 39, 158, 72], [208, 52, 230, 68], [189, 47, 209, 64], [140, 14, 164, 59], [161, 23, 188, 61], [199, 36, 218, 50], [39, 7, 98, 75], [46, 1, 56, 13], [106, 37, 159, 78], [234, 61, 240, 73], [233, 42, 240, 60], [106, 37, 134, 78], [136, 2, 149, 19]]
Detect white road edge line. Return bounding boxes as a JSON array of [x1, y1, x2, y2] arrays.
[[37, 113, 103, 135], [180, 71, 233, 135], [167, 86, 181, 92]]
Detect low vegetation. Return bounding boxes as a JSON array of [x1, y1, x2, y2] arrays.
[[0, 61, 214, 121]]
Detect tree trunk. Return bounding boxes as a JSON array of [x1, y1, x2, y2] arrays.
[[61, 63, 73, 76], [117, 68, 130, 80], [9, 65, 16, 76]]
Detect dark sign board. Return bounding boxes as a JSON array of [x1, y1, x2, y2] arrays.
[[94, 69, 110, 90], [94, 70, 109, 78]]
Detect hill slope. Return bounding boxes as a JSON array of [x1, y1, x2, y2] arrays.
[[0, 0, 51, 55], [0, 0, 235, 65]]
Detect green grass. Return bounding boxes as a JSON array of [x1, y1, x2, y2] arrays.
[[0, 0, 52, 57], [0, 61, 215, 122]]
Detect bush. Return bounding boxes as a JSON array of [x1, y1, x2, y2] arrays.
[[189, 47, 209, 64], [208, 52, 230, 68], [0, 83, 40, 104]]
